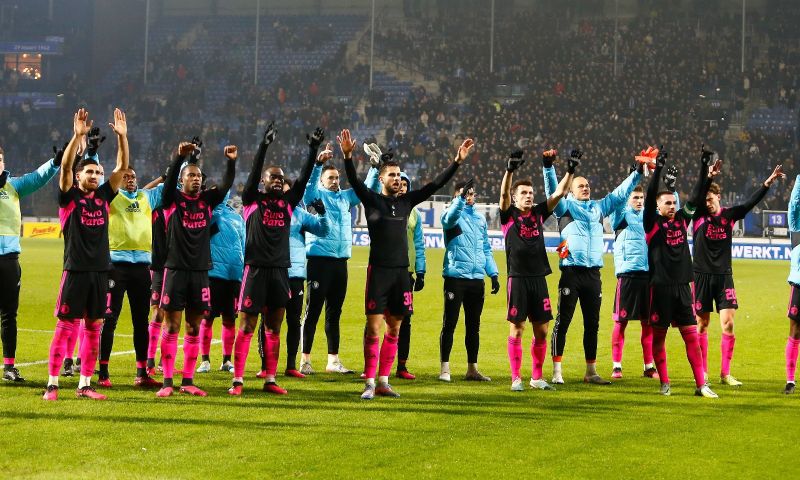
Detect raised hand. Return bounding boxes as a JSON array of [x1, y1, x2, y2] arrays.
[[178, 141, 195, 157], [700, 144, 715, 166], [663, 165, 678, 190], [460, 178, 475, 198], [307, 127, 325, 149], [317, 142, 334, 164], [455, 138, 475, 164], [566, 153, 580, 174], [108, 108, 127, 137], [308, 198, 326, 216], [708, 158, 722, 179], [542, 148, 558, 168], [506, 149, 525, 172], [337, 129, 356, 158], [86, 126, 106, 156], [764, 164, 786, 187], [263, 122, 276, 145], [52, 142, 69, 167], [73, 108, 92, 137], [363, 142, 381, 166], [380, 147, 394, 163], [224, 145, 238, 161], [656, 145, 668, 168]]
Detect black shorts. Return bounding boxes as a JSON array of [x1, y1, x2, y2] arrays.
[[506, 276, 553, 323], [238, 266, 290, 314], [613, 274, 650, 322], [160, 269, 211, 313], [649, 284, 697, 328], [209, 278, 241, 318], [150, 269, 164, 307], [55, 270, 110, 319], [788, 283, 800, 322], [694, 272, 738, 313], [365, 265, 413, 316]]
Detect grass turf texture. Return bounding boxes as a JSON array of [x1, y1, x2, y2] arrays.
[[1, 238, 797, 479]]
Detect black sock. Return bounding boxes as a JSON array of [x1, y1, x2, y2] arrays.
[[222, 355, 231, 363], [201, 355, 210, 362], [136, 367, 147, 377], [146, 358, 155, 368], [180, 377, 193, 387], [163, 377, 174, 388], [99, 363, 109, 378]]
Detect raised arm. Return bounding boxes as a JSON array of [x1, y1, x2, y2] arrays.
[[339, 128, 375, 206], [242, 123, 275, 205], [728, 165, 784, 220], [541, 149, 567, 217], [302, 140, 331, 205], [208, 145, 238, 207], [10, 151, 61, 198], [500, 150, 524, 211], [405, 138, 472, 207], [161, 143, 194, 207], [441, 196, 466, 229], [599, 160, 642, 217], [287, 128, 323, 207], [59, 109, 92, 192], [685, 146, 716, 217], [106, 108, 129, 193], [143, 174, 164, 190], [546, 167, 575, 213], [643, 154, 665, 233]]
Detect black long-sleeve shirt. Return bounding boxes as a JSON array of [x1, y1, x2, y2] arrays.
[[242, 142, 316, 267], [344, 157, 459, 267]]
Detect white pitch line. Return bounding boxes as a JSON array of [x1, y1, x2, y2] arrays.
[[15, 339, 222, 368]]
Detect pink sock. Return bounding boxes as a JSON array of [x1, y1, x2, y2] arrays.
[[698, 330, 709, 374], [136, 360, 146, 370], [363, 335, 380, 379], [76, 320, 85, 359], [265, 331, 281, 377], [199, 319, 213, 357], [3, 358, 14, 366], [233, 330, 253, 378], [640, 321, 654, 365], [377, 334, 399, 378], [221, 323, 236, 357], [531, 338, 547, 380], [612, 321, 626, 363], [64, 319, 80, 361], [79, 322, 102, 377], [147, 321, 162, 359], [160, 331, 179, 380], [182, 334, 200, 380], [786, 337, 800, 382], [507, 336, 522, 379], [720, 334, 735, 377], [652, 327, 669, 384], [48, 320, 75, 376], [680, 326, 706, 388]]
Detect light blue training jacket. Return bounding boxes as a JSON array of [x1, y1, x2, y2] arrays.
[[440, 195, 499, 280]]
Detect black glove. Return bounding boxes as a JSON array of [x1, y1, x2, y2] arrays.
[[308, 198, 326, 216], [663, 165, 678, 191], [507, 150, 525, 172], [263, 122, 276, 146], [380, 148, 394, 163], [189, 136, 203, 162], [460, 178, 475, 198], [490, 276, 500, 295], [567, 150, 581, 174], [52, 142, 68, 167], [0, 171, 8, 189], [307, 127, 325, 149], [413, 273, 425, 292], [656, 145, 668, 168], [86, 127, 105, 157], [700, 144, 715, 166], [541, 149, 556, 168]]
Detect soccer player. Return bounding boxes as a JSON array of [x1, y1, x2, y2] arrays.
[[544, 149, 642, 384], [44, 107, 128, 401], [785, 173, 800, 394], [0, 143, 62, 382], [257, 179, 330, 379], [339, 127, 472, 400], [156, 141, 237, 397], [395, 171, 426, 380], [196, 191, 246, 374], [438, 178, 500, 382], [607, 165, 677, 380], [100, 165, 164, 389], [644, 146, 718, 398], [693, 165, 784, 386], [298, 143, 379, 375], [228, 123, 319, 396], [503, 149, 575, 391]]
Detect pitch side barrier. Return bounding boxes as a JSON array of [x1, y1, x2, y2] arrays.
[[351, 228, 793, 261]]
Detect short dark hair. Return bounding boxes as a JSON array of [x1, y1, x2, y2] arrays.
[[75, 158, 99, 173], [453, 180, 467, 195], [379, 160, 400, 174], [632, 185, 644, 193], [511, 179, 533, 192], [0, 146, 4, 155], [656, 190, 676, 201], [322, 165, 338, 174], [708, 182, 721, 195]]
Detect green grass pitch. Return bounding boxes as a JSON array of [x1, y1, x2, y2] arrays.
[[1, 238, 798, 478]]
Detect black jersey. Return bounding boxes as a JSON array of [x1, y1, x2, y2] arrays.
[[150, 207, 167, 270], [241, 140, 315, 268], [160, 153, 235, 271], [344, 157, 458, 268], [58, 182, 117, 272], [500, 203, 552, 277], [645, 212, 693, 285], [692, 185, 768, 274]]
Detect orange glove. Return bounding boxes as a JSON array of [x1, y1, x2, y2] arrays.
[[635, 145, 659, 174], [556, 240, 570, 259]]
